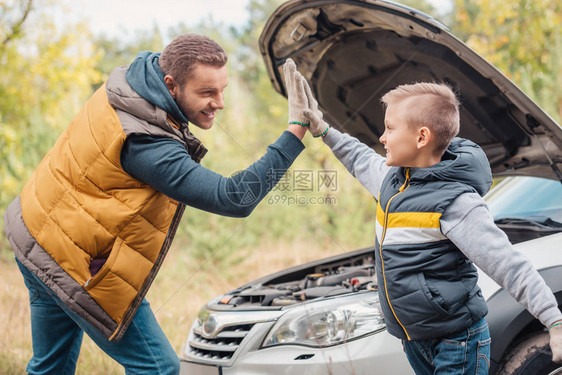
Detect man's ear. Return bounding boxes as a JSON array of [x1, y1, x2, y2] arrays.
[[417, 126, 431, 149], [164, 75, 177, 99]]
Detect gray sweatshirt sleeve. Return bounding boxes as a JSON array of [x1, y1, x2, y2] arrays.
[[322, 128, 391, 197], [441, 192, 562, 327]]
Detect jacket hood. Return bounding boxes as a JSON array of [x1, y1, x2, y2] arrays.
[[408, 138, 493, 196], [106, 66, 171, 130], [105, 66, 208, 163], [259, 0, 562, 181], [126, 51, 191, 125]]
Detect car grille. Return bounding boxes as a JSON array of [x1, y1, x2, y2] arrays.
[[186, 323, 255, 364]]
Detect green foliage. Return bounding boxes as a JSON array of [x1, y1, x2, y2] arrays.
[[0, 0, 102, 251], [93, 24, 165, 89], [1, 0, 560, 264], [452, 0, 562, 122], [174, 0, 435, 266], [170, 0, 376, 266], [1, 0, 561, 372]]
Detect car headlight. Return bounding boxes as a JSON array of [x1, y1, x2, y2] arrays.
[[262, 292, 385, 348]]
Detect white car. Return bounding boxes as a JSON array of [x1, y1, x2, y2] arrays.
[[179, 1, 562, 374]]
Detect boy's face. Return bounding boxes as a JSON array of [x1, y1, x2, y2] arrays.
[[380, 99, 420, 167], [166, 63, 228, 130]]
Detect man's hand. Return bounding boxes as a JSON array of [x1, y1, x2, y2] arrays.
[[550, 322, 562, 362], [283, 58, 309, 127], [301, 77, 330, 138]]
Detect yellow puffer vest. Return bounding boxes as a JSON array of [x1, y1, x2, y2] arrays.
[[18, 82, 182, 341]]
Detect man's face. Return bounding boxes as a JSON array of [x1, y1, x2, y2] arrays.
[[379, 99, 420, 167], [170, 63, 228, 130]]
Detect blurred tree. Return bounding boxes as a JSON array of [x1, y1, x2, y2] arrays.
[[8, 0, 558, 263], [0, 0, 33, 48], [453, 0, 561, 122], [0, 0, 102, 252], [92, 24, 165, 89], [230, 0, 285, 83], [127, 0, 380, 265]]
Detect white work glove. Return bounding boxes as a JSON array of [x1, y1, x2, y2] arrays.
[[301, 77, 330, 138], [550, 321, 562, 363], [283, 58, 309, 127]]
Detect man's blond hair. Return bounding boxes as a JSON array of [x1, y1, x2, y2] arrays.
[[381, 82, 460, 155]]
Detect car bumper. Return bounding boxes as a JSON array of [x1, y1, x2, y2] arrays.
[[180, 329, 413, 375]]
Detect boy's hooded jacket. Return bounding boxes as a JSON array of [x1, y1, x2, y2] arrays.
[[3, 61, 205, 342], [375, 138, 493, 341]]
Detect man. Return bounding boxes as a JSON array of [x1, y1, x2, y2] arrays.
[[4, 34, 311, 374]]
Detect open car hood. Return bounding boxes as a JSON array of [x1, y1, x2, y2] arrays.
[[259, 0, 562, 179]]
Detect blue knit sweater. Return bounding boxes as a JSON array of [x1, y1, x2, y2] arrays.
[[121, 131, 304, 217]]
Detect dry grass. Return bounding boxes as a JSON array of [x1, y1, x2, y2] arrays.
[[0, 238, 348, 374]]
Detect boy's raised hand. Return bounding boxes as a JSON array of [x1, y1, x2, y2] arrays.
[[301, 77, 330, 138], [283, 58, 309, 128], [551, 322, 562, 362]]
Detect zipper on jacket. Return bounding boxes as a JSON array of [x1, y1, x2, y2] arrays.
[[379, 168, 411, 340], [109, 203, 186, 341]]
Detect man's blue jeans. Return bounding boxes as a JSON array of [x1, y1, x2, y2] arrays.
[[16, 258, 180, 375], [403, 318, 491, 374]]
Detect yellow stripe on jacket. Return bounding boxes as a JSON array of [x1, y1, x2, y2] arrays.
[[376, 201, 446, 246]]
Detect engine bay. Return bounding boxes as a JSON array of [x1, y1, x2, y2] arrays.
[[217, 252, 376, 308]]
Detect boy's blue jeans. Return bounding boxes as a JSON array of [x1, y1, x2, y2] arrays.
[[403, 318, 491, 375], [16, 258, 180, 375]]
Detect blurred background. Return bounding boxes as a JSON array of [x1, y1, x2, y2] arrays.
[[0, 0, 560, 373]]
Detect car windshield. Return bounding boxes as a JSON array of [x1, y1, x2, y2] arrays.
[[486, 176, 562, 224]]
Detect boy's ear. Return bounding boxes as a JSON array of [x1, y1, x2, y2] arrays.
[[416, 126, 431, 149]]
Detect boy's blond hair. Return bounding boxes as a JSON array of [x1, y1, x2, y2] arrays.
[[381, 82, 460, 155]]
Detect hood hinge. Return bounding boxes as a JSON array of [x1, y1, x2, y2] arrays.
[[526, 114, 562, 184]]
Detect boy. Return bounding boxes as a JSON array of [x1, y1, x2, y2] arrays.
[[296, 66, 562, 374]]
